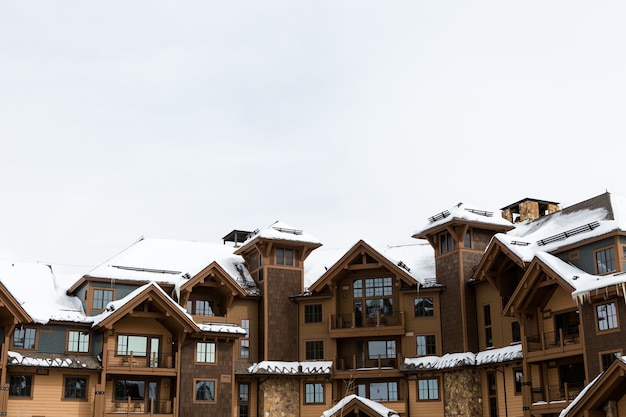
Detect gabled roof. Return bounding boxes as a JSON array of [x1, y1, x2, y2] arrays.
[[175, 261, 256, 300], [307, 240, 435, 293], [559, 356, 626, 417], [473, 236, 527, 287], [235, 221, 322, 254], [91, 282, 198, 332], [412, 202, 514, 238], [0, 259, 85, 325], [322, 394, 400, 417], [69, 237, 258, 296]]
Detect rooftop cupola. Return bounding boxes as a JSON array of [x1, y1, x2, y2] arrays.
[[500, 198, 560, 223]]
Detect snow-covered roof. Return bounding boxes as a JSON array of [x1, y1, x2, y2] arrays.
[[413, 202, 513, 237], [304, 240, 436, 290], [83, 237, 258, 295], [402, 344, 522, 371], [240, 221, 322, 248], [247, 360, 332, 375], [321, 394, 399, 417], [7, 351, 101, 369], [198, 322, 247, 335], [0, 259, 88, 325]]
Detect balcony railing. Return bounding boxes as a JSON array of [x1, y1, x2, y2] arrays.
[[330, 311, 403, 330], [526, 328, 580, 352], [334, 355, 399, 371], [105, 397, 175, 415], [531, 383, 584, 403], [107, 351, 175, 370]]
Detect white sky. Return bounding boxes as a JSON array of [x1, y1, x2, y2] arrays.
[[1, 1, 625, 271]]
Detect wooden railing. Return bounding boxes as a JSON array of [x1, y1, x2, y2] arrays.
[[526, 327, 580, 352], [105, 397, 175, 415], [330, 311, 403, 330], [107, 351, 175, 369], [531, 382, 584, 403], [334, 355, 400, 371]]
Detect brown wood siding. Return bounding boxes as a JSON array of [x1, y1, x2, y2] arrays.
[[299, 300, 331, 361], [228, 299, 260, 363], [403, 290, 441, 357], [180, 339, 234, 417], [436, 253, 465, 353], [407, 377, 444, 416], [265, 267, 301, 361]]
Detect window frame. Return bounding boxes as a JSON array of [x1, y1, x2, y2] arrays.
[[439, 232, 453, 254], [304, 382, 325, 404], [193, 378, 217, 403], [595, 246, 616, 275], [92, 288, 115, 311], [416, 335, 436, 356], [513, 368, 523, 395], [9, 374, 33, 398], [484, 304, 493, 348], [305, 340, 324, 360], [417, 378, 439, 401], [414, 297, 434, 317], [239, 383, 250, 417], [67, 330, 90, 353], [196, 341, 217, 364], [276, 247, 295, 266], [304, 304, 323, 323], [114, 378, 146, 402], [357, 381, 399, 402], [367, 340, 396, 360], [595, 301, 620, 333], [599, 350, 622, 371], [63, 375, 88, 401], [12, 327, 37, 350]]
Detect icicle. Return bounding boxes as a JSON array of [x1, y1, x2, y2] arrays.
[[622, 283, 626, 305]]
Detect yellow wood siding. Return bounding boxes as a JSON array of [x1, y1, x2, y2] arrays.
[[475, 281, 520, 350], [402, 291, 441, 357], [407, 378, 444, 416], [226, 299, 259, 362]]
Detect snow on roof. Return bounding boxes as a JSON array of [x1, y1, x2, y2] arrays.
[[321, 394, 399, 417], [8, 351, 101, 369], [84, 237, 258, 295], [413, 202, 513, 237], [198, 322, 247, 335], [240, 221, 322, 247], [304, 240, 436, 290], [0, 259, 87, 325], [247, 360, 332, 375], [402, 344, 522, 371]]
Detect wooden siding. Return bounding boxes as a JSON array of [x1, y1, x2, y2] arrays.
[[407, 378, 444, 416]]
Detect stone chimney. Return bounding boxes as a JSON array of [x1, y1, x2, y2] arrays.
[[501, 198, 560, 223]]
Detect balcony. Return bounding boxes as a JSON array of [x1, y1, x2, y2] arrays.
[[530, 383, 584, 413], [104, 397, 175, 416], [526, 327, 582, 360], [107, 351, 176, 376], [329, 311, 405, 338], [334, 355, 399, 372]]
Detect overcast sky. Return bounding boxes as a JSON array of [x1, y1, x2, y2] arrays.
[[1, 1, 625, 272]]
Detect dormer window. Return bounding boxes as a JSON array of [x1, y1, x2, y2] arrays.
[[276, 248, 294, 266], [439, 232, 453, 254], [595, 247, 616, 274], [464, 231, 471, 248]]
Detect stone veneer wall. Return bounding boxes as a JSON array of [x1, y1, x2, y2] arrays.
[[444, 369, 482, 417], [259, 377, 299, 417]]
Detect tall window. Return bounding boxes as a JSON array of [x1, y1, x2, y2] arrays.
[[276, 248, 294, 266], [354, 277, 393, 319], [68, 331, 90, 353], [357, 381, 398, 401], [514, 369, 523, 394], [93, 289, 113, 310], [239, 383, 249, 417], [596, 247, 616, 274], [194, 379, 216, 402], [416, 335, 436, 356], [196, 342, 216, 363], [9, 374, 33, 397], [417, 378, 439, 400], [511, 321, 521, 343], [64, 376, 87, 400], [305, 341, 324, 360], [487, 372, 498, 417], [596, 302, 618, 331], [13, 327, 36, 350], [439, 232, 453, 254], [304, 304, 322, 323], [368, 340, 396, 359], [240, 319, 250, 359], [305, 383, 324, 404], [464, 230, 472, 248], [484, 305, 493, 347], [414, 297, 434, 317]]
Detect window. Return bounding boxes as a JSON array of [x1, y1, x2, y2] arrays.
[[304, 304, 322, 323], [276, 248, 294, 266], [68, 331, 90, 353], [417, 378, 439, 400], [353, 278, 393, 319], [117, 335, 148, 356], [13, 327, 36, 350], [305, 341, 324, 360], [9, 374, 33, 397], [115, 379, 145, 401], [414, 297, 434, 317], [93, 289, 113, 310], [439, 232, 453, 254], [187, 300, 214, 316], [597, 302, 618, 331], [601, 352, 621, 370], [511, 321, 521, 343], [196, 342, 216, 363], [596, 247, 616, 274], [305, 382, 324, 404], [416, 335, 436, 356], [357, 381, 398, 401], [240, 340, 250, 359], [239, 383, 249, 417], [464, 230, 471, 248], [487, 372, 497, 417], [514, 368, 523, 394], [484, 305, 493, 347], [64, 376, 87, 400], [194, 379, 216, 402], [368, 340, 396, 359]]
